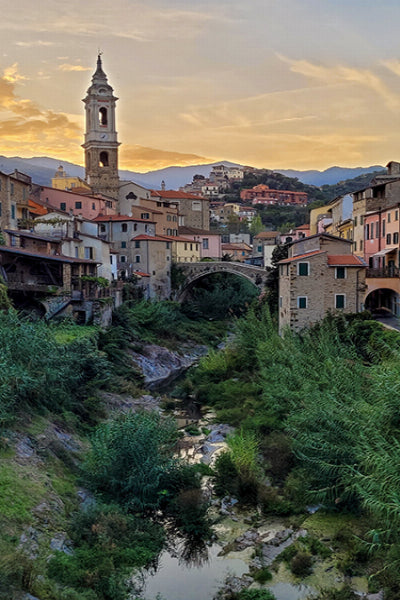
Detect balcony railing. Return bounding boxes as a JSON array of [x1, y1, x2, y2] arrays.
[[366, 267, 400, 278]]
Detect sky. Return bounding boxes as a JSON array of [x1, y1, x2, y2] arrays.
[[1, 0, 400, 172]]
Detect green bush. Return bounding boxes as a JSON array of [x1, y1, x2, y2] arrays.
[[290, 551, 313, 576]]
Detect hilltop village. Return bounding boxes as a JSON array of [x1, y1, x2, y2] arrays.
[[0, 55, 398, 331]]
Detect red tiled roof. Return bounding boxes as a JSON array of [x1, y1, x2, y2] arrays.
[[133, 270, 150, 277], [327, 255, 365, 266], [151, 190, 206, 200], [28, 198, 48, 216], [93, 215, 156, 223], [296, 224, 310, 230], [278, 250, 325, 264]]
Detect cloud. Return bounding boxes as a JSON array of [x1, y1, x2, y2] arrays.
[[3, 63, 28, 83], [58, 64, 91, 72], [119, 144, 212, 171], [277, 54, 400, 110], [15, 40, 54, 47], [0, 64, 81, 160]]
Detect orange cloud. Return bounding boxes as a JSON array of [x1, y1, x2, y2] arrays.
[[58, 64, 91, 72], [119, 144, 213, 172]]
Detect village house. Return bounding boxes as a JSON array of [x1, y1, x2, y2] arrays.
[[221, 242, 252, 262], [280, 224, 310, 244], [33, 184, 117, 221], [179, 226, 222, 259], [93, 214, 156, 279], [278, 233, 366, 333], [251, 231, 280, 267], [150, 189, 210, 231], [0, 170, 33, 232], [240, 184, 308, 206], [130, 234, 172, 299], [51, 165, 91, 192]]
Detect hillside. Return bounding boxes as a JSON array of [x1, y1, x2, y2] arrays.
[[0, 153, 387, 189]]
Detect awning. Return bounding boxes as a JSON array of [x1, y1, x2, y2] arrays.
[[373, 247, 396, 257]]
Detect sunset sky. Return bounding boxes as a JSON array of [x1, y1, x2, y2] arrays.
[[1, 0, 400, 172]]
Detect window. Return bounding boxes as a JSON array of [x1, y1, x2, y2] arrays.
[[298, 262, 309, 276], [99, 151, 108, 167], [335, 294, 345, 309], [75, 201, 82, 209], [100, 224, 106, 232], [387, 233, 392, 245], [203, 238, 209, 249], [190, 243, 193, 251], [396, 210, 399, 221], [92, 203, 95, 210], [11, 205, 15, 220], [336, 266, 346, 279], [365, 224, 370, 240], [354, 216, 358, 226], [167, 215, 171, 221], [388, 212, 391, 223], [120, 255, 126, 263], [135, 255, 140, 263], [360, 240, 363, 251], [166, 242, 171, 249], [360, 215, 364, 225], [121, 223, 127, 232], [192, 201, 201, 211], [10, 183, 14, 195], [84, 247, 94, 259], [60, 202, 66, 211], [370, 222, 374, 239], [184, 243, 188, 251], [376, 221, 380, 238], [121, 241, 126, 249], [257, 245, 262, 252], [141, 213, 150, 219], [297, 296, 307, 309], [382, 220, 386, 237], [75, 247, 79, 258], [133, 223, 137, 231], [354, 241, 357, 251], [134, 240, 140, 249], [394, 232, 399, 244]]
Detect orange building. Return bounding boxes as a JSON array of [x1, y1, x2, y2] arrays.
[[240, 184, 308, 206]]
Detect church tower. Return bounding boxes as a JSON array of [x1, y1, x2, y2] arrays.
[[82, 54, 120, 200]]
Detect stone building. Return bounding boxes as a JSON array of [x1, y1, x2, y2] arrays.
[[278, 233, 366, 333]]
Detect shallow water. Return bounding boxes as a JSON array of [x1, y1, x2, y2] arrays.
[[141, 542, 248, 600]]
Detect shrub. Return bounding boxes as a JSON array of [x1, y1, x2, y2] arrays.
[[290, 551, 313, 577], [252, 566, 273, 584]]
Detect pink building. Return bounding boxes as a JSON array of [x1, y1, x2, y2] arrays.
[[34, 186, 116, 220], [364, 204, 400, 269], [179, 226, 222, 259]]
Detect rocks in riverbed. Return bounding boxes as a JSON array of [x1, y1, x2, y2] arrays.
[[214, 574, 253, 600]]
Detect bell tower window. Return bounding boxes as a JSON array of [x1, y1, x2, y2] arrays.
[[99, 107, 108, 126], [99, 151, 109, 167]]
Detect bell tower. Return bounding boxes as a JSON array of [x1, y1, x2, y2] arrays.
[[82, 54, 120, 200]]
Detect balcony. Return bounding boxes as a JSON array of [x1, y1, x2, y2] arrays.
[[366, 267, 400, 278]]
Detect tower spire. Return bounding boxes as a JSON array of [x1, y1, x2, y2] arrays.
[[92, 52, 107, 82]]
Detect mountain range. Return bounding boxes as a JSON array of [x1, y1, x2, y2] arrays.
[[0, 154, 385, 190]]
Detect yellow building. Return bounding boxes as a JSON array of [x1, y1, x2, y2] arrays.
[[52, 165, 91, 192], [168, 235, 200, 262], [309, 205, 332, 235]]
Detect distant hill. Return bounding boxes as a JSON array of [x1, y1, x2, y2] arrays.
[[275, 165, 385, 187], [0, 154, 387, 189]]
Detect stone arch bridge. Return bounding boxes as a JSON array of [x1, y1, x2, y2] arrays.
[[175, 261, 269, 300]]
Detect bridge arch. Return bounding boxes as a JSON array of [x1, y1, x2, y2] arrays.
[[175, 261, 269, 302]]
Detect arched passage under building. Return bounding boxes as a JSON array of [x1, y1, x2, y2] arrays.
[[364, 288, 400, 317]]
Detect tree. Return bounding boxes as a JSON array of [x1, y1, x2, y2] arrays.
[[265, 244, 289, 311], [249, 215, 264, 237]]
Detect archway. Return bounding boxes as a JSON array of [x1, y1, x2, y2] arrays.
[[364, 288, 400, 317]]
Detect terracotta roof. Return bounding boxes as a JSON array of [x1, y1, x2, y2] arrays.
[[93, 215, 156, 223], [132, 270, 150, 277], [278, 250, 325, 264], [296, 224, 310, 230], [151, 190, 206, 200], [290, 232, 352, 245], [222, 243, 252, 251], [28, 199, 48, 216], [327, 255, 365, 266]]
